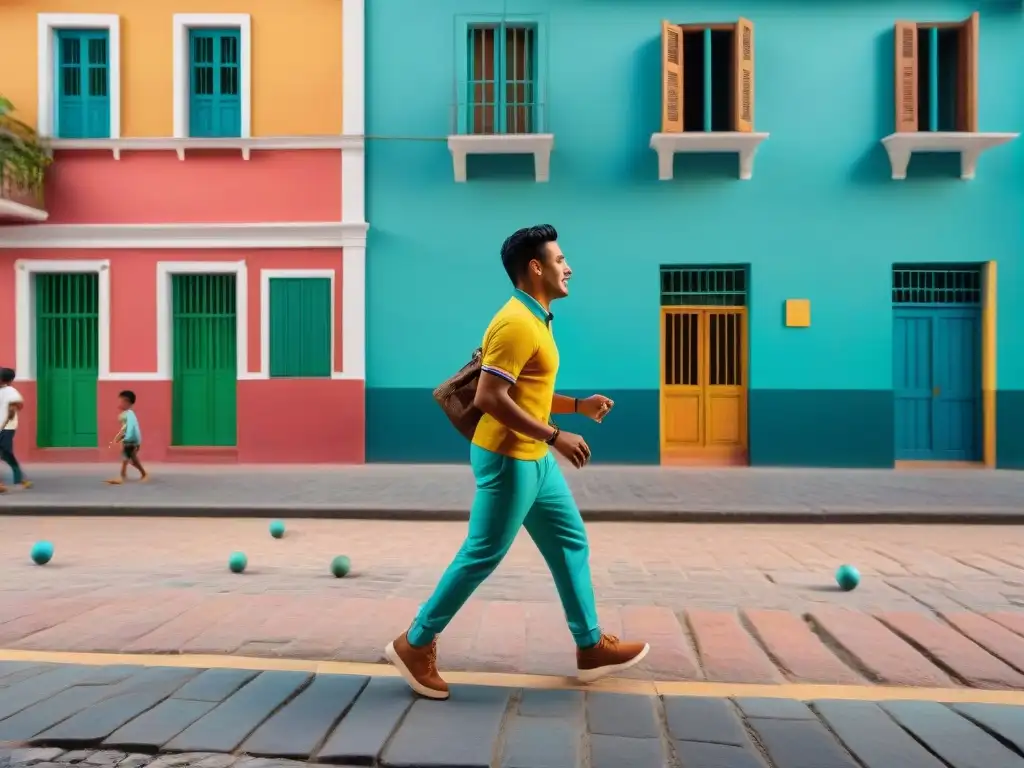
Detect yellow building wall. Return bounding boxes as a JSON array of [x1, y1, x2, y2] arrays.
[[0, 0, 343, 137]]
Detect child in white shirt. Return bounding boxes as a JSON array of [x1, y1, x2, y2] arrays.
[[0, 367, 31, 493]]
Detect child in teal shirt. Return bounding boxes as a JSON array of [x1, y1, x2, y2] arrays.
[[107, 390, 148, 484]]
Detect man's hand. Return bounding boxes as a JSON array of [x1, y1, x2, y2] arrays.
[[552, 430, 591, 468], [578, 395, 615, 423]]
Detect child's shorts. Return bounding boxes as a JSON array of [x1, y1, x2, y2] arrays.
[[122, 443, 140, 461]]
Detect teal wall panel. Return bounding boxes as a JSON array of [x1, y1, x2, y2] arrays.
[[366, 388, 468, 463], [996, 391, 1024, 470], [367, 388, 659, 464], [366, 0, 1024, 466], [749, 390, 894, 468]]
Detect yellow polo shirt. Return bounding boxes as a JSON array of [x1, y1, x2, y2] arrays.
[[472, 290, 559, 461]]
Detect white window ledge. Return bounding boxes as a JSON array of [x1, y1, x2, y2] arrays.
[[881, 132, 1020, 180], [0, 222, 368, 250], [0, 199, 49, 223], [650, 132, 770, 181], [47, 135, 364, 160], [447, 134, 555, 182]]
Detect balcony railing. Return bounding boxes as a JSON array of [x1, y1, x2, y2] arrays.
[[451, 100, 549, 137]]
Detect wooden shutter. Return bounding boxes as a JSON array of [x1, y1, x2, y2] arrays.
[[733, 18, 754, 132], [957, 12, 979, 132], [894, 22, 918, 133], [269, 278, 332, 378], [661, 21, 683, 133]]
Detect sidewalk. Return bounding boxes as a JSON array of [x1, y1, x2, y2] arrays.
[[1, 463, 1024, 521], [1, 659, 1024, 768]]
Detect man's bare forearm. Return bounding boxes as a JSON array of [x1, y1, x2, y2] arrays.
[[551, 393, 577, 415]]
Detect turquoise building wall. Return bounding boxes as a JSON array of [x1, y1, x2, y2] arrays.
[[365, 0, 1024, 467]]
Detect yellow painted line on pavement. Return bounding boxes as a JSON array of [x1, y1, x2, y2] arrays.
[[2, 648, 1024, 705]]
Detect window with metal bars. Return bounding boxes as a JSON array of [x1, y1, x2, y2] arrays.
[[56, 29, 111, 139], [467, 24, 537, 134], [892, 266, 981, 306], [188, 28, 241, 138], [660, 266, 747, 306]]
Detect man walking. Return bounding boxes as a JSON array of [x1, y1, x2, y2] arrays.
[[386, 225, 648, 700]]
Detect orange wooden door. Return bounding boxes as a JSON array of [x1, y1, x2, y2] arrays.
[[660, 307, 747, 465]]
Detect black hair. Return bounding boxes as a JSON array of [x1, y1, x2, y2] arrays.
[[119, 390, 137, 405], [0, 368, 14, 385], [500, 225, 558, 286]]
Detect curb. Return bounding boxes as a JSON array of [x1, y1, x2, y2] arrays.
[[1, 504, 1023, 523]]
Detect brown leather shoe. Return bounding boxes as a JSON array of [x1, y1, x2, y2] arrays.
[[385, 632, 450, 700], [577, 634, 650, 683]]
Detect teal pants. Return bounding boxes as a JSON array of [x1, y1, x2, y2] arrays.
[[408, 444, 601, 648]]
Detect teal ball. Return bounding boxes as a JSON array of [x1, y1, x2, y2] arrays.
[[228, 551, 248, 574], [330, 555, 351, 578], [269, 520, 286, 539], [30, 541, 53, 565], [836, 564, 861, 592]]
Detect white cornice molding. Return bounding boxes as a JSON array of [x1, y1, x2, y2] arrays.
[[0, 221, 368, 249], [48, 135, 364, 160]]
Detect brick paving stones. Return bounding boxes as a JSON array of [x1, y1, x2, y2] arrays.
[[3, 519, 1024, 688], [2, 665, 1023, 767]]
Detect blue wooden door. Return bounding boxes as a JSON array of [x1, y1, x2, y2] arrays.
[[933, 309, 981, 460], [893, 307, 980, 461]]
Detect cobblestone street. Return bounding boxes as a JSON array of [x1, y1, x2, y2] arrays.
[[3, 518, 1024, 686], [1, 464, 1023, 519], [2, 662, 1024, 768]]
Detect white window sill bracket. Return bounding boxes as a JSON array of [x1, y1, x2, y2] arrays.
[[881, 132, 1019, 180], [650, 132, 770, 181], [447, 134, 555, 182]]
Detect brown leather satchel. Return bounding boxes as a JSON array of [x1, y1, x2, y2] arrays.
[[433, 348, 484, 441]]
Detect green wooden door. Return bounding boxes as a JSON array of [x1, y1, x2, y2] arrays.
[[35, 273, 99, 447], [171, 274, 237, 446]]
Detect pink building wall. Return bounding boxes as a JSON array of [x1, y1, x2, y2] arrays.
[[44, 150, 342, 224], [0, 149, 364, 464]]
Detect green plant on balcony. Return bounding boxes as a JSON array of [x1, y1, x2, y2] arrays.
[[0, 95, 52, 205]]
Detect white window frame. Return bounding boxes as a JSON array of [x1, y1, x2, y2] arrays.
[[173, 14, 252, 140], [14, 259, 112, 381], [155, 261, 249, 380], [260, 269, 339, 379], [37, 14, 121, 140]]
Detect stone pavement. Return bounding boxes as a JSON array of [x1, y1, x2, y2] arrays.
[[6, 519, 1024, 687], [2, 661, 1024, 768], [1, 464, 1024, 521]]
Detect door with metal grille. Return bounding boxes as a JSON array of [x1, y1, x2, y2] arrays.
[[35, 273, 99, 447], [892, 266, 981, 461], [660, 266, 748, 464], [171, 274, 237, 446]]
